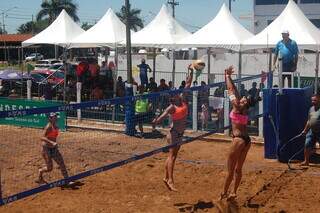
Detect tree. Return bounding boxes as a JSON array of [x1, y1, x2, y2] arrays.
[[81, 22, 93, 31], [36, 0, 79, 24], [17, 19, 49, 34], [116, 3, 144, 32]]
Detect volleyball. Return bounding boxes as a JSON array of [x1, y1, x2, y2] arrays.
[[192, 59, 206, 71]]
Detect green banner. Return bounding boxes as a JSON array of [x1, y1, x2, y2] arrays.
[[294, 76, 319, 88], [0, 98, 66, 130]]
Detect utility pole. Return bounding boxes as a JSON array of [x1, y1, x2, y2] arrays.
[[229, 0, 236, 12], [1, 7, 17, 62], [125, 0, 132, 84], [167, 0, 179, 18], [31, 15, 34, 35]]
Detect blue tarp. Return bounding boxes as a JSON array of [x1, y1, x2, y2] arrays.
[[263, 87, 313, 162]]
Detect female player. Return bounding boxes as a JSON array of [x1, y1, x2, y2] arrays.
[[152, 62, 200, 192], [36, 112, 71, 185], [220, 66, 255, 200]]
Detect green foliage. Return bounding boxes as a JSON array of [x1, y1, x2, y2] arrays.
[[116, 3, 144, 32]]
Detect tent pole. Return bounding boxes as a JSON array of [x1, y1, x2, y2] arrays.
[[238, 48, 242, 90], [172, 49, 176, 87], [153, 48, 156, 80], [54, 45, 58, 59], [315, 50, 319, 94], [63, 47, 67, 102], [207, 48, 211, 84], [112, 43, 119, 123]]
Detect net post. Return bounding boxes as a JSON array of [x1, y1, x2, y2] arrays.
[[27, 79, 32, 100], [259, 91, 263, 137], [0, 168, 2, 204], [278, 51, 283, 94], [76, 82, 82, 121], [192, 90, 198, 131], [224, 90, 230, 135], [125, 83, 135, 136]]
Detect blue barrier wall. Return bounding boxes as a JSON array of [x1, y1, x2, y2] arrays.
[[263, 87, 313, 162]]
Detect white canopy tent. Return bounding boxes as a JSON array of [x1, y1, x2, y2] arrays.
[[69, 8, 127, 48], [177, 3, 253, 51], [243, 0, 320, 91], [22, 9, 84, 47], [125, 4, 191, 86], [128, 4, 191, 47], [177, 3, 254, 83], [243, 0, 320, 50], [22, 9, 84, 102]]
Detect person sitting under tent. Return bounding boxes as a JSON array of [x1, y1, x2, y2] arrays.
[[300, 94, 320, 167]]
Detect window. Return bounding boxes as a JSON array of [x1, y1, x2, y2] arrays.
[[301, 0, 320, 3], [256, 0, 298, 5], [310, 19, 320, 28], [256, 0, 289, 5]]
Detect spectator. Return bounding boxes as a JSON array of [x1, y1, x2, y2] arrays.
[[137, 58, 152, 87], [199, 81, 209, 106], [116, 76, 125, 97], [179, 80, 186, 89], [147, 77, 158, 92], [248, 82, 259, 99], [214, 85, 225, 97], [157, 79, 170, 114], [91, 85, 104, 100], [8, 89, 19, 99], [201, 102, 209, 131], [168, 81, 175, 90], [239, 84, 248, 97], [89, 59, 100, 78], [259, 83, 265, 91], [99, 61, 107, 77], [158, 79, 169, 92], [193, 81, 198, 87], [43, 84, 53, 100]]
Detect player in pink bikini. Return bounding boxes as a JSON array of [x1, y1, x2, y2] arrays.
[[220, 66, 255, 200]]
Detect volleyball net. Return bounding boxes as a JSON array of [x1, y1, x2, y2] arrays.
[[0, 73, 264, 205]]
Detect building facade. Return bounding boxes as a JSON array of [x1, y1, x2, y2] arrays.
[[254, 0, 320, 33]]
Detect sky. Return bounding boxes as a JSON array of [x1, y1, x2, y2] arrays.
[[0, 0, 253, 34]]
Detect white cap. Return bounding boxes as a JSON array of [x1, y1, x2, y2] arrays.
[[281, 30, 289, 34]]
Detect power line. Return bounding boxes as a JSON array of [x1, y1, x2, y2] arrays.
[[167, 0, 179, 18]]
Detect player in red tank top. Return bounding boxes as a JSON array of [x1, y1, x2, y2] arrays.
[[153, 64, 195, 192], [36, 112, 73, 186]]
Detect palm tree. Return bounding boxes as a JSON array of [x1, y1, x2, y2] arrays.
[[36, 0, 79, 23], [81, 22, 93, 31], [17, 19, 49, 34], [116, 3, 144, 32]]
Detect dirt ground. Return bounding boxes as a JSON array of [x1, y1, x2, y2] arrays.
[[1, 126, 320, 212]]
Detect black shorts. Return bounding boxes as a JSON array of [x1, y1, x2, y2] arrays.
[[44, 146, 59, 158], [232, 134, 251, 145]]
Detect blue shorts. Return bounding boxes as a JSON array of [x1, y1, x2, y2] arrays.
[[305, 130, 320, 149]]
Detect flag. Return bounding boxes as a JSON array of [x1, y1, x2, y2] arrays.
[[261, 71, 267, 83]]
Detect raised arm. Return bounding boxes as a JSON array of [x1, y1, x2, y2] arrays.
[[185, 65, 194, 89], [225, 66, 240, 99]]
